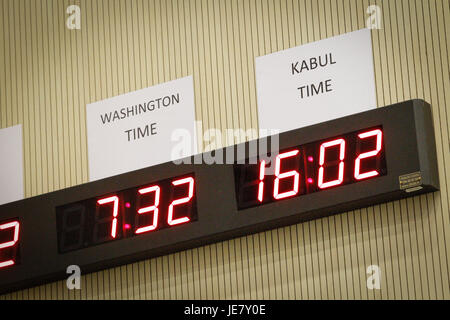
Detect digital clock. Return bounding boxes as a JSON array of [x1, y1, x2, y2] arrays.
[[235, 126, 386, 209], [0, 99, 439, 294], [56, 173, 197, 253]]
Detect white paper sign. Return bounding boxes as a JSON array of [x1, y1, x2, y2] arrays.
[[256, 28, 376, 134], [87, 76, 197, 181], [0, 125, 24, 205]]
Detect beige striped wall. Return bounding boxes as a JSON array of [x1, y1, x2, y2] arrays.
[[0, 0, 449, 299]]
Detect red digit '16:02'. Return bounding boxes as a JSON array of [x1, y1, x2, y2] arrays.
[[235, 127, 386, 209]]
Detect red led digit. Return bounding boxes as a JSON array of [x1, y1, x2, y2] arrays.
[[167, 177, 194, 226], [97, 196, 119, 238], [273, 150, 300, 200], [354, 129, 383, 180], [0, 221, 20, 269], [318, 138, 346, 189], [135, 185, 160, 234], [257, 160, 266, 202]]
